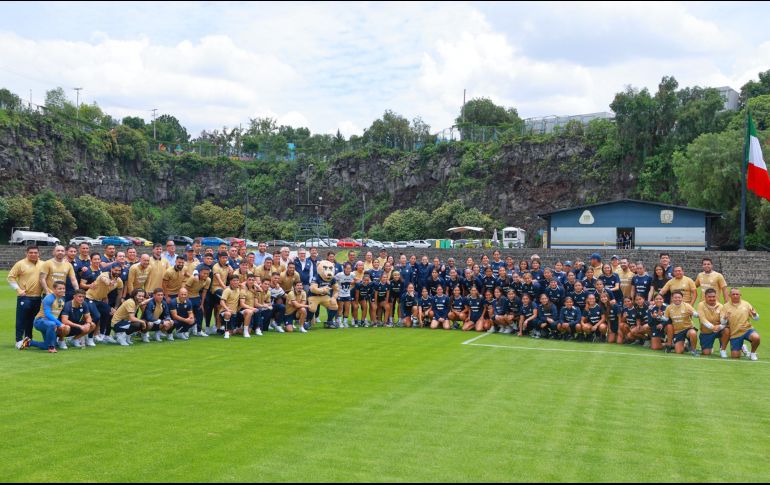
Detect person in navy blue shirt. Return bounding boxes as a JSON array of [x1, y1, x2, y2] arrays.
[[631, 263, 653, 302], [169, 287, 195, 339], [426, 269, 445, 297], [537, 293, 559, 338], [569, 281, 589, 313], [417, 286, 434, 328], [580, 293, 606, 342], [415, 256, 434, 294], [562, 271, 577, 295], [600, 292, 623, 344], [399, 282, 419, 327], [430, 285, 451, 330], [495, 267, 513, 296], [490, 286, 514, 334], [582, 267, 597, 293], [354, 273, 373, 327], [517, 294, 538, 337], [530, 259, 546, 288], [447, 285, 468, 330], [599, 264, 623, 303], [463, 286, 485, 332], [480, 266, 498, 298], [519, 272, 540, 301], [60, 289, 94, 346], [444, 269, 464, 297], [371, 272, 390, 327], [490, 250, 506, 272], [619, 296, 639, 342], [388, 271, 404, 326], [558, 297, 582, 340], [544, 279, 565, 310]]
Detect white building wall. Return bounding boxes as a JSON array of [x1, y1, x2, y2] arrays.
[[634, 227, 706, 251], [550, 227, 617, 249]]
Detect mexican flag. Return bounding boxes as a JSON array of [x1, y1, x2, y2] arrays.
[[746, 112, 770, 201]]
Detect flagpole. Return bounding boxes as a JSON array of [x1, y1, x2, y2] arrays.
[[740, 109, 749, 251]]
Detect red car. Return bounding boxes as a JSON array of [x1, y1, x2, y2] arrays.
[[227, 237, 245, 247], [337, 238, 363, 248]]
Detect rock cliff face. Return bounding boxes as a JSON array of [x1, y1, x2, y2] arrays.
[[0, 118, 632, 235]]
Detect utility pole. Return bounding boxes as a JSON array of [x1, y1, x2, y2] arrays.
[[462, 88, 466, 124], [307, 163, 314, 204], [361, 193, 366, 245], [74, 87, 82, 128], [151, 108, 158, 140]]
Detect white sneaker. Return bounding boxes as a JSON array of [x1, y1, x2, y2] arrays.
[[103, 335, 117, 344], [224, 331, 230, 339], [751, 353, 758, 361], [244, 329, 251, 338], [116, 333, 129, 346], [72, 338, 83, 349], [155, 332, 163, 342], [255, 328, 263, 336], [742, 344, 751, 357], [299, 325, 308, 334], [183, 332, 191, 340], [142, 333, 150, 343], [487, 326, 497, 334], [86, 337, 96, 347], [720, 349, 728, 359], [125, 334, 134, 345], [198, 330, 208, 337], [94, 334, 104, 343], [58, 340, 68, 350], [207, 326, 217, 335], [275, 325, 285, 334], [167, 333, 174, 342], [269, 321, 278, 331], [15, 340, 23, 350], [503, 327, 513, 335]]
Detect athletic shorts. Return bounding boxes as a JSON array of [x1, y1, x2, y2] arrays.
[[65, 323, 87, 335], [651, 324, 665, 338], [389, 294, 401, 303], [609, 320, 619, 334], [220, 311, 243, 323], [673, 328, 694, 343], [564, 320, 579, 330], [730, 329, 757, 352], [213, 289, 224, 301], [469, 311, 484, 322], [337, 296, 353, 302], [402, 305, 415, 315], [149, 321, 162, 332], [699, 330, 724, 350]]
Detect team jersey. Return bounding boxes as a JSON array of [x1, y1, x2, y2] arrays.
[[210, 263, 232, 292], [145, 298, 171, 321], [480, 276, 498, 296], [285, 290, 308, 315], [665, 302, 697, 333], [695, 271, 727, 296], [661, 276, 697, 305], [41, 258, 75, 294], [496, 277, 514, 296], [583, 304, 603, 325], [445, 277, 464, 295], [607, 303, 622, 328], [530, 270, 546, 286], [631, 275, 653, 300], [8, 258, 44, 298], [355, 282, 373, 300], [519, 302, 536, 320], [220, 287, 243, 312], [621, 306, 639, 326], [493, 296, 510, 316], [145, 257, 169, 294], [450, 296, 466, 312], [426, 277, 445, 296], [61, 300, 90, 324], [559, 306, 582, 325], [696, 301, 722, 334], [538, 303, 558, 323], [335, 272, 356, 299], [599, 274, 622, 301], [35, 293, 64, 320], [634, 304, 650, 326], [466, 296, 485, 319], [418, 295, 434, 312], [279, 271, 302, 293], [582, 278, 597, 292], [269, 285, 286, 302], [569, 291, 588, 311], [312, 274, 336, 294], [617, 269, 635, 299], [432, 295, 450, 319], [484, 297, 496, 315], [388, 279, 404, 300], [490, 260, 506, 272], [185, 276, 211, 299], [400, 292, 418, 310], [721, 300, 757, 339], [86, 273, 123, 301], [163, 267, 187, 295], [462, 276, 483, 295], [562, 280, 576, 295], [519, 283, 539, 301], [544, 287, 564, 307], [372, 282, 389, 302], [368, 269, 384, 283], [111, 299, 138, 324], [170, 297, 193, 319], [127, 263, 152, 293], [647, 304, 669, 327], [241, 286, 259, 308]]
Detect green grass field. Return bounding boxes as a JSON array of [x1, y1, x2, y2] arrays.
[[1, 271, 769, 482]]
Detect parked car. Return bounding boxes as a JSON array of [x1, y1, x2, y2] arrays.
[[69, 236, 99, 246], [101, 236, 132, 246], [425, 239, 438, 248], [121, 236, 142, 246], [411, 240, 431, 249], [265, 240, 292, 247], [394, 241, 410, 248], [201, 237, 229, 247], [167, 235, 194, 246], [226, 237, 246, 247], [382, 241, 395, 249], [245, 239, 259, 248], [132, 237, 153, 247], [337, 238, 363, 248], [10, 227, 59, 246], [300, 238, 331, 248]]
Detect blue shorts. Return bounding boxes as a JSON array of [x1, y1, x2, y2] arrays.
[[337, 296, 353, 302], [730, 329, 757, 352], [699, 330, 725, 350], [673, 328, 694, 343], [469, 311, 484, 322]]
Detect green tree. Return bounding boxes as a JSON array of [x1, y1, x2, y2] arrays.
[[739, 69, 770, 108], [107, 203, 135, 235], [0, 197, 8, 228], [32, 190, 76, 238], [0, 88, 21, 110], [114, 125, 149, 162], [148, 114, 190, 144], [191, 201, 244, 237], [457, 97, 522, 126], [44, 87, 70, 109], [5, 195, 33, 228], [382, 208, 431, 240], [65, 195, 117, 237], [122, 116, 146, 130], [362, 110, 413, 149]]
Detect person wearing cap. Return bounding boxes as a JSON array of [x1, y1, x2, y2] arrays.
[[589, 253, 603, 277], [162, 255, 189, 303], [85, 262, 124, 344], [609, 255, 621, 274], [185, 263, 211, 337], [560, 261, 574, 286], [183, 246, 198, 276]]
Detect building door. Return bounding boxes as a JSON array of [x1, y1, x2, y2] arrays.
[[617, 228, 634, 250]]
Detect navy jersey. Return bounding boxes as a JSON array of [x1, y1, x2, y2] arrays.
[[481, 276, 498, 296], [569, 291, 589, 311], [368, 269, 384, 283], [519, 283, 539, 301], [426, 277, 445, 296], [490, 260, 506, 272], [582, 277, 597, 291], [530, 270, 546, 286], [450, 296, 466, 312], [170, 297, 193, 319], [313, 273, 336, 290], [562, 280, 576, 295], [61, 300, 90, 324], [599, 274, 623, 301], [372, 282, 389, 302], [632, 275, 653, 300], [445, 277, 464, 295], [496, 277, 514, 296], [145, 299, 171, 321], [594, 289, 614, 304], [635, 304, 650, 326], [651, 278, 671, 304], [544, 286, 565, 307], [432, 295, 450, 318], [648, 304, 668, 326], [538, 303, 558, 323], [466, 296, 484, 319], [80, 266, 102, 287], [622, 306, 639, 326], [228, 258, 240, 272], [415, 263, 434, 287], [484, 297, 496, 315], [400, 291, 418, 309], [389, 279, 404, 300], [355, 281, 373, 300], [519, 302, 536, 320], [463, 276, 483, 295], [493, 296, 510, 316], [607, 303, 622, 327], [584, 304, 603, 325], [559, 306, 582, 325], [418, 295, 434, 312]]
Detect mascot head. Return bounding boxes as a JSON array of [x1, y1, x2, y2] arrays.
[[317, 260, 335, 281]]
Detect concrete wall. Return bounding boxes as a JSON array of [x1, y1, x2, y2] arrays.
[[5, 245, 769, 287]]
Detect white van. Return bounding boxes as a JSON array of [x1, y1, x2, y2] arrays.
[[9, 227, 60, 246], [501, 227, 526, 248]]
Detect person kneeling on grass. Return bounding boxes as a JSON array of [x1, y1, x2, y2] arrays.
[[430, 285, 451, 330], [219, 274, 244, 339], [518, 294, 538, 337], [60, 289, 95, 349], [143, 288, 176, 342], [601, 292, 624, 345], [463, 286, 486, 332], [663, 291, 699, 356], [697, 288, 729, 358], [447, 285, 468, 331], [557, 297, 582, 341], [580, 293, 606, 343], [399, 283, 419, 328], [647, 294, 670, 351], [722, 288, 761, 361], [112, 289, 147, 346], [170, 288, 195, 340], [536, 293, 559, 339], [285, 281, 309, 333], [19, 281, 66, 353], [417, 287, 433, 329], [490, 286, 513, 334]]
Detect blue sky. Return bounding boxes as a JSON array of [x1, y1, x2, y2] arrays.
[[2, 1, 770, 137]]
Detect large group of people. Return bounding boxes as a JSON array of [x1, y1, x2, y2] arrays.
[[8, 240, 762, 360]]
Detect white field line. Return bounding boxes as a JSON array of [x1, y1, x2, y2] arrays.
[[464, 335, 768, 364]]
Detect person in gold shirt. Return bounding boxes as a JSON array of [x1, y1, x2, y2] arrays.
[[659, 266, 697, 305], [18, 281, 66, 353], [111, 288, 147, 346], [617, 258, 635, 300], [284, 281, 309, 333], [185, 265, 211, 337], [145, 244, 170, 297], [219, 274, 244, 339], [696, 288, 729, 358], [663, 291, 699, 356], [9, 245, 44, 346], [39, 244, 78, 300], [695, 257, 729, 303], [279, 262, 302, 293], [239, 274, 260, 337], [85, 263, 124, 345], [254, 256, 276, 282], [127, 254, 152, 295], [721, 288, 761, 361], [162, 256, 189, 301]]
